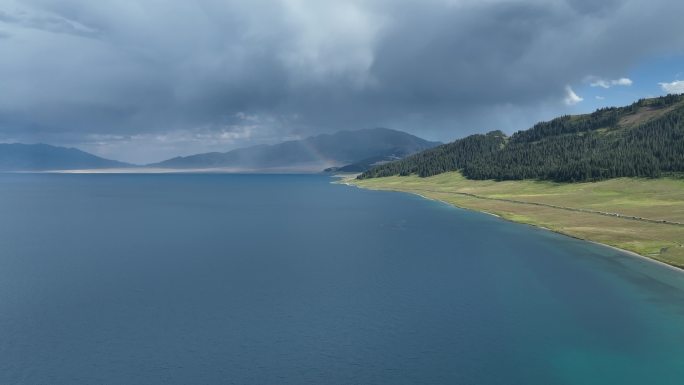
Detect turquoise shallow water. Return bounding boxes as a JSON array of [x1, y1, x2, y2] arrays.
[[0, 173, 683, 385]]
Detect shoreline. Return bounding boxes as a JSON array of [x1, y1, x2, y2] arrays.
[[341, 178, 684, 274]]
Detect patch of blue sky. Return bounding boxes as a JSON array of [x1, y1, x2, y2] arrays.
[[572, 54, 684, 112]]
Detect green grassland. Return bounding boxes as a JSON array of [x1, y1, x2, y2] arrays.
[[347, 172, 684, 269]]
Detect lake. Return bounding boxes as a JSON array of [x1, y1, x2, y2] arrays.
[[1, 173, 683, 385]]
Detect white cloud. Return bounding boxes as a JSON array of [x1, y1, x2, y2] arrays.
[[659, 80, 684, 94], [588, 77, 633, 88], [564, 86, 583, 105], [590, 80, 610, 88], [614, 78, 633, 86], [595, 95, 605, 100]]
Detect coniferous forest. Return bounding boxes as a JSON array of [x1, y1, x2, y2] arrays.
[[359, 94, 684, 182]]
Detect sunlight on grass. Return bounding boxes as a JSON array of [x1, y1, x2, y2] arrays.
[[348, 172, 684, 268]]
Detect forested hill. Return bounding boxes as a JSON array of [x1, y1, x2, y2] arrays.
[[358, 94, 684, 182]]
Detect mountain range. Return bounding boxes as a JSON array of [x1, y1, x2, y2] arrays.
[[0, 143, 131, 171], [0, 128, 439, 172], [12, 92, 682, 178], [149, 128, 440, 171]]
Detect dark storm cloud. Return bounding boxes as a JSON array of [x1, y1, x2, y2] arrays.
[[1, 0, 683, 162]]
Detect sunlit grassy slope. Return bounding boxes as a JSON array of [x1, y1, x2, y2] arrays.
[[348, 172, 684, 269]]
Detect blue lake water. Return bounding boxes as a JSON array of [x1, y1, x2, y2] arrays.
[[0, 173, 683, 384]]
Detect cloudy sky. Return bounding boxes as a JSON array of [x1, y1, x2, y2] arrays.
[[1, 0, 683, 163]]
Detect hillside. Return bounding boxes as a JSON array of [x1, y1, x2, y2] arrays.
[[359, 94, 684, 182], [0, 143, 131, 171], [150, 128, 439, 171]]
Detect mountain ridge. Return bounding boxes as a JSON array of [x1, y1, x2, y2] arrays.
[[359, 94, 684, 182], [149, 128, 440, 171], [0, 128, 440, 172], [0, 143, 131, 171]]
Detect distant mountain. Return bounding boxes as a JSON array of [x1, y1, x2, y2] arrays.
[[360, 94, 684, 182], [0, 143, 131, 171], [150, 128, 440, 171]]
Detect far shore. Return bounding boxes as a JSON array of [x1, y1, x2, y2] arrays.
[[12, 166, 342, 174]]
